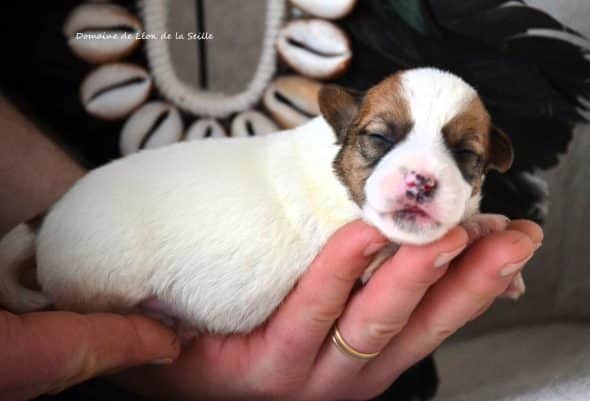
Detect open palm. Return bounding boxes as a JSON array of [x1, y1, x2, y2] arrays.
[[115, 218, 541, 401]]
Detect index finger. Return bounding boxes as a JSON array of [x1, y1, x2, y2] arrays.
[[265, 220, 387, 371]]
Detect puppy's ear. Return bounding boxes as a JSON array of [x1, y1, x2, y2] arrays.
[[487, 126, 514, 173], [319, 85, 363, 143]]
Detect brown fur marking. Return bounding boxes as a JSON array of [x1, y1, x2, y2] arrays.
[[356, 74, 411, 128], [333, 74, 412, 205], [442, 97, 492, 195]]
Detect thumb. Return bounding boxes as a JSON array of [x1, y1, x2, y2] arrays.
[[0, 311, 180, 400]]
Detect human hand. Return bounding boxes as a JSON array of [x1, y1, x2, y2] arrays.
[[0, 310, 180, 401], [114, 218, 542, 401]]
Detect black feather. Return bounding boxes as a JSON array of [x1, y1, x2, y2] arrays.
[[432, 4, 583, 45], [426, 0, 522, 23]]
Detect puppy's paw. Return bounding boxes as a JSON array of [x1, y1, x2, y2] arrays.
[[461, 213, 510, 244]]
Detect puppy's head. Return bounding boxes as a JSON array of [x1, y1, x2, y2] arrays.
[[320, 68, 513, 244]]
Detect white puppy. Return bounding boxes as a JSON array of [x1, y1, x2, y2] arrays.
[[0, 68, 514, 333]]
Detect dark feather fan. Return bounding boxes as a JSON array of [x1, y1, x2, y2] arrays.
[[335, 0, 590, 223]]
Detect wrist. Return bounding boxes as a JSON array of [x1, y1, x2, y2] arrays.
[[0, 96, 86, 236]]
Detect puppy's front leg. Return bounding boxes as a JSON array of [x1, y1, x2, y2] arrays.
[[461, 213, 510, 244]]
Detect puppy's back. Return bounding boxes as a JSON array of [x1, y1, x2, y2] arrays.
[[37, 137, 278, 311]]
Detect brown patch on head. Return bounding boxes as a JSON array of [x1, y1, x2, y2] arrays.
[[443, 97, 491, 154], [356, 74, 411, 129], [442, 97, 491, 194], [320, 73, 413, 205], [442, 96, 514, 195]]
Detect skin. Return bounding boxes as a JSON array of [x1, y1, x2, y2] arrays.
[[0, 96, 542, 400], [0, 97, 85, 236], [0, 97, 180, 400]]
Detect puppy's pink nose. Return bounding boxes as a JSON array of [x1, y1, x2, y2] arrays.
[[405, 171, 437, 203]]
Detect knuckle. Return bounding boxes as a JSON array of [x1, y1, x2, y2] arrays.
[[366, 319, 407, 343], [124, 316, 150, 361], [422, 316, 456, 344], [409, 271, 441, 289], [308, 306, 344, 327], [306, 299, 346, 327], [332, 268, 362, 285]]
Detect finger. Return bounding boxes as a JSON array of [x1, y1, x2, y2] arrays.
[[312, 227, 467, 378], [264, 220, 387, 372], [365, 229, 537, 384], [474, 219, 542, 300], [0, 311, 180, 400]]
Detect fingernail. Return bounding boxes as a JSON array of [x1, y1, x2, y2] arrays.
[[535, 242, 543, 250], [500, 253, 534, 277], [503, 289, 523, 301], [434, 245, 466, 268], [149, 358, 174, 365], [502, 274, 526, 300], [487, 214, 511, 228], [364, 241, 389, 257]]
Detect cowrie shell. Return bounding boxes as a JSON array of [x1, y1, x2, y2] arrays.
[[64, 4, 142, 64], [263, 75, 321, 129], [120, 101, 183, 156], [277, 19, 351, 80], [81, 63, 152, 120], [289, 0, 357, 19], [186, 118, 227, 140], [231, 110, 279, 137]]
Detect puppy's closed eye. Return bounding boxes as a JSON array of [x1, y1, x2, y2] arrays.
[[359, 132, 395, 165], [453, 148, 482, 168], [366, 132, 396, 146], [452, 147, 483, 182]]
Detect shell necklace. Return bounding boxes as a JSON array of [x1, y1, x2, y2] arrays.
[[64, 0, 356, 156]]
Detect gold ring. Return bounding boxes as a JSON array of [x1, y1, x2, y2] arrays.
[[331, 325, 380, 360]]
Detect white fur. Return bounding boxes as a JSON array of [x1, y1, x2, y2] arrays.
[[0, 68, 486, 333], [363, 68, 480, 244], [34, 117, 359, 333], [0, 224, 51, 312]]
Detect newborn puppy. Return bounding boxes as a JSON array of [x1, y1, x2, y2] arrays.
[[0, 68, 513, 335]]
